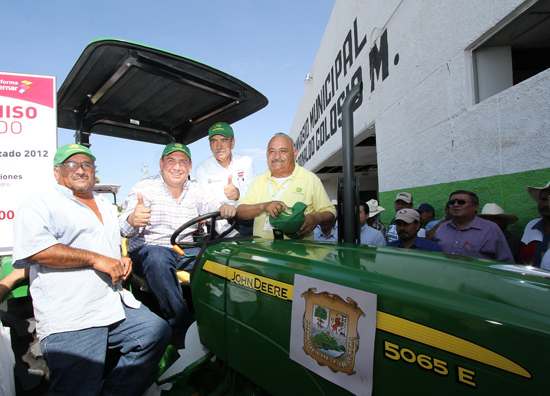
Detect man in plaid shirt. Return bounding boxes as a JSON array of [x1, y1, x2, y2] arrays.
[[121, 143, 236, 347]]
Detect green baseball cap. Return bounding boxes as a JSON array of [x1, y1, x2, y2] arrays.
[[54, 143, 96, 166], [269, 202, 307, 239], [162, 143, 192, 160], [208, 122, 234, 138]]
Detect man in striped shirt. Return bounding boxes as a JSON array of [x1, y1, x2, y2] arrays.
[[120, 143, 236, 347]]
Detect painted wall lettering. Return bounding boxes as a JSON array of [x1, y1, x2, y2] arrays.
[[369, 29, 390, 92], [295, 17, 397, 167]]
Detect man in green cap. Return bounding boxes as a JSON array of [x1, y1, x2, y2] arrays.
[[237, 133, 335, 240], [120, 142, 236, 347], [12, 143, 171, 395], [195, 122, 256, 235]]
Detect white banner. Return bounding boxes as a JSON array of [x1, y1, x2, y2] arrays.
[[0, 72, 57, 255]]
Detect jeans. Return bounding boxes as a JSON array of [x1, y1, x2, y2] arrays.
[[236, 219, 254, 236], [130, 246, 201, 338], [41, 304, 171, 396]]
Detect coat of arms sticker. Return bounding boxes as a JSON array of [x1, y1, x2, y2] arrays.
[[290, 275, 377, 396], [302, 288, 365, 375]]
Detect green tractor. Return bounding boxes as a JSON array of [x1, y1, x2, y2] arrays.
[[2, 39, 550, 396]]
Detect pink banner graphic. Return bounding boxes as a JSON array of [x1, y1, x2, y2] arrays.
[[0, 74, 55, 108]]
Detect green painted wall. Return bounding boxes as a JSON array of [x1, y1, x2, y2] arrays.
[[379, 168, 550, 236]]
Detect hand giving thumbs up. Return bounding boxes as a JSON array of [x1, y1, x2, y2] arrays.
[[223, 174, 240, 201], [127, 192, 151, 227]]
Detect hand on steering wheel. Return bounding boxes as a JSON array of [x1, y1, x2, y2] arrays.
[[170, 212, 237, 250]]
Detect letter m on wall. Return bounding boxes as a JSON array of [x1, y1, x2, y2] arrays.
[[369, 29, 389, 92]]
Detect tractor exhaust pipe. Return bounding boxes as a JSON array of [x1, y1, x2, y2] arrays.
[[340, 81, 363, 244]]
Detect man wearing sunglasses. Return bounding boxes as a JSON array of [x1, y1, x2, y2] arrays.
[[12, 144, 171, 395], [434, 190, 514, 263]]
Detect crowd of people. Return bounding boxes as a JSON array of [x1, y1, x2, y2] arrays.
[[3, 118, 549, 394]]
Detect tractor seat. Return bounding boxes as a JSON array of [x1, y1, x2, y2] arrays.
[[129, 270, 190, 293], [121, 238, 192, 292]]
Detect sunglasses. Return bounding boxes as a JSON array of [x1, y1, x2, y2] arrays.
[[448, 199, 470, 205], [60, 161, 95, 173]]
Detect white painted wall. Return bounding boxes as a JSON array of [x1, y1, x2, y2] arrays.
[[289, 0, 550, 193]]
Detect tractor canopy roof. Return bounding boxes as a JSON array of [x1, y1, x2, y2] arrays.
[[57, 38, 268, 145]]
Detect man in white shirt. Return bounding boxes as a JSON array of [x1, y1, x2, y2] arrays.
[[195, 122, 256, 235], [13, 144, 171, 395]]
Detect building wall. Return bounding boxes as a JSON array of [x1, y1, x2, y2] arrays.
[[289, 0, 550, 234], [290, 0, 372, 172]]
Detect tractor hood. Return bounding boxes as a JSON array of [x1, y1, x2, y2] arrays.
[[192, 238, 550, 395]]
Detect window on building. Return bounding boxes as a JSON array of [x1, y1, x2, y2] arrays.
[[473, 0, 550, 103]]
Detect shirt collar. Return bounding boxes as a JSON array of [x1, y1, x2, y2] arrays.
[[55, 184, 97, 200], [214, 153, 233, 169], [410, 237, 422, 248], [449, 215, 483, 230], [55, 183, 73, 197], [530, 217, 546, 233], [395, 236, 420, 248], [157, 171, 190, 201], [267, 164, 299, 181]]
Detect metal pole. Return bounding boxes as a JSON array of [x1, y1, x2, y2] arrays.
[[341, 82, 363, 244]]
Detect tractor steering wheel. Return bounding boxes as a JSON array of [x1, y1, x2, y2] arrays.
[[170, 212, 236, 249]]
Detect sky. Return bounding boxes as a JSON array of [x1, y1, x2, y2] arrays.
[[2, 0, 335, 203]]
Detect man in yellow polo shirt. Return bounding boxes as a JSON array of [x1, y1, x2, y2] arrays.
[[237, 133, 336, 240]]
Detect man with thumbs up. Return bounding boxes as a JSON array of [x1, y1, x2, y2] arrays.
[[120, 143, 236, 347], [195, 122, 256, 235]]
